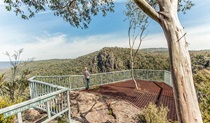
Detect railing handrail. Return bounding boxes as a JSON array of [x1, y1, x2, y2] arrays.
[[0, 88, 68, 115], [0, 69, 171, 123], [32, 69, 168, 77], [32, 69, 172, 91], [29, 79, 66, 90]]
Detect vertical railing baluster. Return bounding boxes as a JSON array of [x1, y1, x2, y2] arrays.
[[29, 81, 32, 99], [67, 90, 71, 123], [32, 81, 35, 98], [153, 71, 154, 81], [46, 101, 51, 118], [69, 76, 71, 90], [112, 72, 114, 83], [100, 74, 102, 85], [164, 70, 166, 84], [33, 82, 36, 98], [17, 112, 23, 123]]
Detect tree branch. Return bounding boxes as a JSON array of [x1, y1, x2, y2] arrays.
[[128, 22, 132, 48], [67, 0, 76, 13], [133, 0, 160, 23]]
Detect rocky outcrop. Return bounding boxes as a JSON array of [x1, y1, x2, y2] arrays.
[[14, 91, 140, 123], [70, 91, 140, 123], [90, 48, 125, 73]]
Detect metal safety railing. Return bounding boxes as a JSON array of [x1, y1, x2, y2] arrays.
[[0, 69, 172, 123], [33, 69, 173, 90], [0, 77, 71, 123]]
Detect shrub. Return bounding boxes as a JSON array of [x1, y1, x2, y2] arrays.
[[136, 103, 171, 123], [194, 69, 210, 123], [0, 96, 14, 123]]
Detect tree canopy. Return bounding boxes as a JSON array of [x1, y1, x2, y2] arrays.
[[4, 0, 114, 29], [3, 0, 194, 29]]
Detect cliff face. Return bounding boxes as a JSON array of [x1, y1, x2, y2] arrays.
[[90, 48, 125, 73], [89, 47, 170, 73]]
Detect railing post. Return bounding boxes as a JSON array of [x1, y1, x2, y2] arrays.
[[68, 76, 71, 90], [164, 70, 167, 83], [29, 81, 32, 99], [46, 101, 51, 118], [67, 90, 71, 123], [112, 72, 114, 83], [17, 112, 23, 123], [123, 71, 127, 80], [100, 74, 102, 85], [170, 72, 172, 86], [32, 82, 36, 98]]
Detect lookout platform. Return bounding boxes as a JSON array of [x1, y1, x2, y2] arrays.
[[86, 80, 177, 121], [0, 69, 174, 123]]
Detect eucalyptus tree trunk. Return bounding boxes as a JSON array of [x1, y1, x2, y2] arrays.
[[128, 22, 142, 90], [160, 10, 203, 123], [134, 0, 203, 122], [130, 49, 139, 90]]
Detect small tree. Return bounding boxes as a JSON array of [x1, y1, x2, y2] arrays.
[[2, 49, 31, 102], [125, 1, 149, 90]]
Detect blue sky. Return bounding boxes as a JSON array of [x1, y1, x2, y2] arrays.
[[0, 0, 210, 61]]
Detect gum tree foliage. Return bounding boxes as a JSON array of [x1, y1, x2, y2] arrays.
[[4, 0, 114, 29], [3, 0, 202, 122]]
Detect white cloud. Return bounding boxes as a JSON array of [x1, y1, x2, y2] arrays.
[[0, 31, 166, 61], [140, 33, 166, 48], [185, 24, 210, 50], [37, 10, 53, 15], [114, 0, 126, 3], [1, 21, 209, 61], [0, 1, 5, 5]]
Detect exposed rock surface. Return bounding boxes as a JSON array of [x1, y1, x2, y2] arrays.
[[14, 91, 140, 123], [70, 91, 140, 123]]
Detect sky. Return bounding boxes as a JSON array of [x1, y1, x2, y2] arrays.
[[0, 0, 210, 61]]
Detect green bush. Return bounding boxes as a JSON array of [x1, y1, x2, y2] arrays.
[[137, 103, 172, 123], [194, 69, 210, 123], [0, 97, 14, 123]]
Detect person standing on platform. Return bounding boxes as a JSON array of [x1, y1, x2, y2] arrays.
[[84, 67, 90, 90]]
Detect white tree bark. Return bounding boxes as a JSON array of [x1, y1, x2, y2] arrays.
[[134, 0, 203, 122]]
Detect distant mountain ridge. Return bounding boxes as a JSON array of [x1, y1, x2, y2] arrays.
[[140, 48, 168, 52]]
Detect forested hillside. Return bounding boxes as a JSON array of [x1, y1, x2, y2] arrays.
[[15, 47, 210, 77]]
